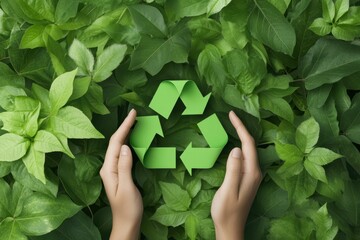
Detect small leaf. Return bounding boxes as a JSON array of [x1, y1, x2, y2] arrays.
[[185, 214, 199, 240], [49, 69, 78, 114], [207, 0, 231, 15], [19, 25, 45, 49], [309, 18, 332, 36], [22, 144, 46, 184], [307, 147, 342, 165], [159, 181, 191, 211], [0, 133, 29, 162], [322, 0, 336, 22], [69, 39, 94, 75], [34, 130, 74, 158], [151, 205, 189, 227], [304, 159, 327, 183], [295, 117, 320, 153], [47, 106, 104, 139]]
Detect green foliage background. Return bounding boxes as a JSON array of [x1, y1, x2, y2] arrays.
[[0, 0, 360, 239]]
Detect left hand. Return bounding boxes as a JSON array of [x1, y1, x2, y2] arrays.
[[100, 109, 143, 240]]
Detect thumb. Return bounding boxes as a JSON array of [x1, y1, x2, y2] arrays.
[[222, 147, 243, 190], [117, 145, 134, 184]]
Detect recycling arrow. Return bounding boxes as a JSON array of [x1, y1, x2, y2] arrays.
[[130, 80, 228, 174]]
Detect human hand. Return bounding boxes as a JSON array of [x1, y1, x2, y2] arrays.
[[100, 109, 143, 240], [211, 111, 262, 240]]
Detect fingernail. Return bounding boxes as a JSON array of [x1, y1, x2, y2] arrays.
[[128, 109, 135, 115], [121, 145, 129, 156], [231, 148, 242, 158]]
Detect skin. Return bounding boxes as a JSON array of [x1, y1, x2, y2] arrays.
[[100, 109, 262, 240]]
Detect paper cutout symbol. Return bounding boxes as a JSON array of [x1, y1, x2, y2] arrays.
[[130, 80, 228, 175]]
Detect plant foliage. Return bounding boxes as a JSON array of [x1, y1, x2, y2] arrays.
[[0, 0, 360, 239]]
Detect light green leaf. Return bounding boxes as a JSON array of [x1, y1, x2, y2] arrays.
[[308, 147, 342, 166], [0, 219, 27, 240], [70, 76, 91, 101], [206, 0, 231, 15], [68, 39, 94, 75], [22, 144, 46, 184], [295, 117, 320, 153], [185, 214, 199, 240], [19, 25, 45, 49], [151, 205, 190, 227], [34, 130, 74, 158], [129, 25, 190, 75], [16, 194, 81, 236], [332, 24, 360, 41], [47, 106, 104, 139], [49, 69, 77, 114], [304, 159, 327, 183], [84, 84, 110, 115], [32, 84, 51, 114], [165, 0, 209, 21], [300, 38, 360, 90], [334, 0, 349, 21], [186, 178, 202, 198], [249, 0, 296, 55], [159, 181, 191, 211], [93, 44, 127, 82], [275, 142, 303, 162], [322, 0, 335, 22], [0, 133, 29, 162], [309, 18, 332, 36]]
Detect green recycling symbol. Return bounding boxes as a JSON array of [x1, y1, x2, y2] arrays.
[[130, 80, 228, 175]]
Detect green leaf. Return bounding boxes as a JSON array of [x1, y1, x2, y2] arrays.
[[0, 219, 27, 240], [129, 25, 190, 75], [300, 38, 360, 90], [84, 84, 110, 115], [30, 211, 101, 240], [68, 39, 94, 76], [259, 93, 294, 122], [275, 142, 304, 178], [0, 133, 29, 162], [307, 147, 342, 166], [304, 159, 327, 183], [223, 85, 260, 118], [310, 204, 338, 239], [295, 117, 320, 153], [285, 171, 317, 203], [54, 0, 79, 24], [47, 106, 104, 139], [16, 193, 81, 236], [19, 25, 45, 49], [0, 62, 25, 88], [11, 161, 58, 198], [198, 45, 227, 95], [332, 24, 360, 41], [198, 218, 215, 239], [185, 214, 199, 240], [159, 181, 191, 211], [34, 130, 74, 158], [49, 69, 77, 114], [93, 44, 127, 82], [249, 0, 296, 55], [322, 0, 335, 22], [165, 0, 208, 21], [141, 212, 168, 240], [22, 144, 46, 184], [186, 178, 202, 198], [128, 4, 167, 38], [309, 18, 332, 36], [151, 205, 190, 227], [340, 93, 360, 144]]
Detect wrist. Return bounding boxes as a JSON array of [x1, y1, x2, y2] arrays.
[[214, 225, 244, 240], [110, 221, 141, 240]]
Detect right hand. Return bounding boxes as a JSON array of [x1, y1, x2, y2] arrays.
[[211, 111, 262, 240]]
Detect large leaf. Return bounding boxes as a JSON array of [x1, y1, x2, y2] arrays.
[[299, 38, 360, 90], [249, 0, 296, 55]]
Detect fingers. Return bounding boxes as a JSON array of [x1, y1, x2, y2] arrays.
[[221, 147, 243, 193], [229, 111, 257, 173], [104, 109, 137, 169], [117, 145, 134, 185]]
